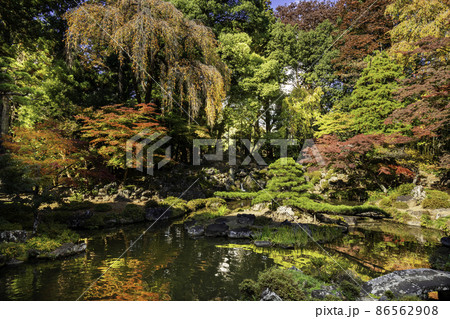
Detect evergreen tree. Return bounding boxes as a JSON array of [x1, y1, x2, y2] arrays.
[[252, 158, 311, 206], [348, 52, 404, 134]]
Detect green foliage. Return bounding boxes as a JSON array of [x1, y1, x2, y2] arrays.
[[422, 190, 450, 209], [253, 267, 306, 301], [348, 51, 404, 134], [339, 280, 361, 300], [252, 158, 309, 206], [0, 242, 26, 260], [214, 191, 258, 200], [187, 205, 229, 222], [26, 236, 61, 252], [60, 201, 94, 211], [396, 183, 415, 196]]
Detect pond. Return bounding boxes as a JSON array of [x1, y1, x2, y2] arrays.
[[0, 221, 446, 300]]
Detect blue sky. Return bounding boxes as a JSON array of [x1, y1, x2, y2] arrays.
[[270, 0, 298, 10]]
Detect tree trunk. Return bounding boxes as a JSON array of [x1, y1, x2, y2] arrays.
[[1, 95, 11, 135]]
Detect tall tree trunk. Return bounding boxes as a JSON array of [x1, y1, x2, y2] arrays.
[[1, 95, 11, 135], [144, 79, 153, 104]]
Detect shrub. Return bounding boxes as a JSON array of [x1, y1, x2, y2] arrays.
[[339, 280, 361, 300], [396, 183, 415, 196], [26, 236, 61, 252], [256, 268, 306, 301], [162, 196, 188, 218], [422, 190, 450, 209], [0, 242, 26, 260]]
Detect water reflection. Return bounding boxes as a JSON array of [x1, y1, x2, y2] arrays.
[[0, 221, 445, 300], [0, 224, 273, 301]]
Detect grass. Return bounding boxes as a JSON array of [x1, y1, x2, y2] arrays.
[[422, 190, 450, 209], [254, 225, 344, 247]]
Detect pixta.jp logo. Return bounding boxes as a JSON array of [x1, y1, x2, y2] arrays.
[[126, 130, 171, 175], [126, 131, 325, 175]]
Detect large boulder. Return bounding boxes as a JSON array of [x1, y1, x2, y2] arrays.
[[205, 223, 229, 237], [362, 268, 450, 299], [187, 225, 205, 237], [0, 230, 28, 243], [227, 228, 252, 239], [37, 243, 87, 260], [145, 206, 171, 221], [237, 213, 256, 226]]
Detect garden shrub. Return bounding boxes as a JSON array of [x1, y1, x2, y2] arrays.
[[422, 190, 450, 209]]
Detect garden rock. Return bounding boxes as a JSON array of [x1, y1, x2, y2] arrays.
[[237, 213, 256, 226], [254, 240, 271, 247], [441, 237, 450, 248], [227, 227, 252, 239], [411, 186, 426, 201], [145, 206, 171, 221], [0, 230, 29, 243], [205, 223, 229, 237], [362, 268, 450, 299], [260, 288, 282, 301], [187, 225, 205, 237]]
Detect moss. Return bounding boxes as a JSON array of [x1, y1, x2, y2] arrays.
[[379, 197, 393, 208], [393, 201, 408, 209], [240, 267, 336, 300], [123, 204, 145, 221], [422, 190, 450, 209], [186, 198, 226, 211], [188, 205, 229, 221], [93, 203, 113, 212], [161, 197, 188, 217]]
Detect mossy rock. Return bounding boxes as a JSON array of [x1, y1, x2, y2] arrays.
[[393, 201, 409, 209], [161, 197, 188, 217], [123, 204, 145, 221]]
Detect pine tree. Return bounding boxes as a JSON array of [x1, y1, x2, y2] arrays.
[[252, 158, 310, 206]]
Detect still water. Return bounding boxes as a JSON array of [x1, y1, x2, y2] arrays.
[[0, 221, 445, 300]]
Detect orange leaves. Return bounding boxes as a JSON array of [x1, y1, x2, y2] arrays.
[[76, 103, 165, 169]]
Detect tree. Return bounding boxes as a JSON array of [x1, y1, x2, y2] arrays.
[[1, 122, 87, 233], [314, 134, 415, 192], [275, 0, 337, 31], [348, 51, 404, 134], [386, 0, 450, 64], [333, 0, 393, 90], [387, 36, 450, 165], [169, 0, 275, 52], [76, 103, 165, 173], [281, 86, 323, 140], [65, 0, 230, 126], [252, 157, 311, 206], [218, 32, 281, 140]]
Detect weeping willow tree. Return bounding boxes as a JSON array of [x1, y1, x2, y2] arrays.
[[65, 0, 229, 125]]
